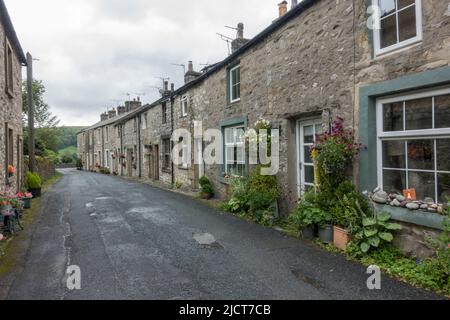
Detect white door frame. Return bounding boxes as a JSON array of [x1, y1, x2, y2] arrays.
[[196, 138, 204, 179], [296, 118, 322, 197]]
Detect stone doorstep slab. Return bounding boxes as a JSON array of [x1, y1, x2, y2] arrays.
[[374, 204, 446, 231]]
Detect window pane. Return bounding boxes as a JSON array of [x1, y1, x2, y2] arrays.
[[303, 126, 314, 143], [379, 0, 396, 17], [236, 147, 245, 163], [405, 97, 433, 130], [236, 83, 240, 99], [225, 128, 234, 143], [315, 124, 323, 136], [380, 14, 397, 48], [232, 85, 238, 100], [398, 5, 417, 42], [408, 140, 434, 170], [398, 0, 415, 10], [383, 140, 406, 168], [304, 165, 315, 184], [231, 69, 237, 84], [438, 173, 450, 203], [408, 171, 435, 200], [236, 67, 240, 83], [437, 139, 450, 172], [226, 146, 234, 162], [304, 146, 312, 164], [383, 169, 406, 194], [435, 94, 450, 129], [383, 102, 403, 131]]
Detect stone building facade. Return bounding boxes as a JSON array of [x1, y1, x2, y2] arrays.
[[78, 0, 450, 235], [0, 0, 27, 195]]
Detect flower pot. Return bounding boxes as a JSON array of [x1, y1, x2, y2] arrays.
[[23, 198, 32, 209], [333, 226, 350, 250], [300, 226, 315, 240], [29, 188, 42, 198], [319, 225, 333, 244], [0, 205, 13, 217]]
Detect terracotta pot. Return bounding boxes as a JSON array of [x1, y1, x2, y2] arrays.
[[333, 226, 350, 250]]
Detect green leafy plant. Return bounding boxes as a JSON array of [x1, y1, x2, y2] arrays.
[[353, 211, 402, 254], [26, 172, 42, 189], [199, 176, 214, 196]]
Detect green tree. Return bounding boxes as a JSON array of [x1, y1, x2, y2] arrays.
[[22, 79, 60, 128]]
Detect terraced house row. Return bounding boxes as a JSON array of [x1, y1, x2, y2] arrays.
[[77, 0, 450, 216], [0, 0, 27, 195]]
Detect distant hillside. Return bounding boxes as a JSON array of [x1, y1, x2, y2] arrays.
[[57, 126, 85, 151], [56, 126, 85, 164]]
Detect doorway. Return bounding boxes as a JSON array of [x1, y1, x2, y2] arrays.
[[296, 119, 323, 196]]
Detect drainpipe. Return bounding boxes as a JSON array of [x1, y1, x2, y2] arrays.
[[120, 124, 124, 176], [170, 85, 175, 185], [137, 115, 142, 178], [102, 127, 105, 168]]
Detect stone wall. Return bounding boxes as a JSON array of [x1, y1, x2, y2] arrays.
[[0, 19, 24, 195], [393, 221, 442, 259]]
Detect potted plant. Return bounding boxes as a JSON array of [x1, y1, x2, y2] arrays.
[[317, 210, 333, 244], [289, 201, 317, 240], [7, 165, 15, 178], [0, 196, 12, 216], [26, 171, 42, 198], [21, 192, 33, 209], [199, 176, 214, 200]]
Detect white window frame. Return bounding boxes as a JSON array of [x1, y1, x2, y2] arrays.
[[224, 125, 246, 176], [141, 113, 147, 130], [297, 118, 323, 197], [229, 65, 241, 103], [376, 87, 450, 202], [372, 0, 423, 56], [181, 96, 188, 117]]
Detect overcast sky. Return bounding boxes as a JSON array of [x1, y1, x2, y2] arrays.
[[5, 0, 285, 126]]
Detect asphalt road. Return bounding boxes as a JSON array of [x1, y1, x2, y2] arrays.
[[5, 169, 443, 300]]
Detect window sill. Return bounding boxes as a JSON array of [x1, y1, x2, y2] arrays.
[[229, 99, 241, 106], [161, 169, 172, 174], [374, 40, 422, 60], [373, 204, 446, 231]]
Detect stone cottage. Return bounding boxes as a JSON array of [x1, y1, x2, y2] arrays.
[[0, 0, 27, 194], [78, 0, 450, 255]]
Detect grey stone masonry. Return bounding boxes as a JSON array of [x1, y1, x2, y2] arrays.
[[0, 1, 26, 195], [78, 0, 450, 223]]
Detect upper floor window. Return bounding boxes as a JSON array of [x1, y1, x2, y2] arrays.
[[377, 88, 450, 203], [5, 40, 14, 96], [229, 65, 241, 103], [142, 113, 148, 130], [162, 103, 168, 124], [105, 126, 109, 142], [181, 96, 188, 117], [373, 0, 422, 56]]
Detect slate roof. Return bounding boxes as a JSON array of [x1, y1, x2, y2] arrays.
[[0, 0, 27, 65]]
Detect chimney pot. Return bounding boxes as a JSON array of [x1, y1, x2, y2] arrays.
[[291, 0, 298, 9], [237, 23, 244, 39], [171, 83, 175, 92], [278, 1, 288, 17], [164, 81, 169, 91], [188, 61, 194, 72]]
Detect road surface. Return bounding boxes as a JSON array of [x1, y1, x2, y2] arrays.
[[4, 169, 443, 300]]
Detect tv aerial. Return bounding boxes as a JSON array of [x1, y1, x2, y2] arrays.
[[216, 32, 233, 56]]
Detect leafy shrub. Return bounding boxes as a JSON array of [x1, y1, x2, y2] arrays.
[[76, 158, 83, 169], [199, 176, 214, 196], [352, 211, 402, 254], [26, 172, 42, 189]]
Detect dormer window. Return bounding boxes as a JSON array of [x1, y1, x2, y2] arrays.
[[373, 0, 422, 56]]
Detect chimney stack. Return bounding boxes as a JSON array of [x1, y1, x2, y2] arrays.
[[291, 0, 298, 9], [231, 23, 249, 53], [278, 1, 288, 17], [164, 81, 169, 92], [171, 83, 175, 92], [100, 112, 108, 122], [184, 61, 202, 84], [108, 108, 117, 119], [117, 106, 126, 115]]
